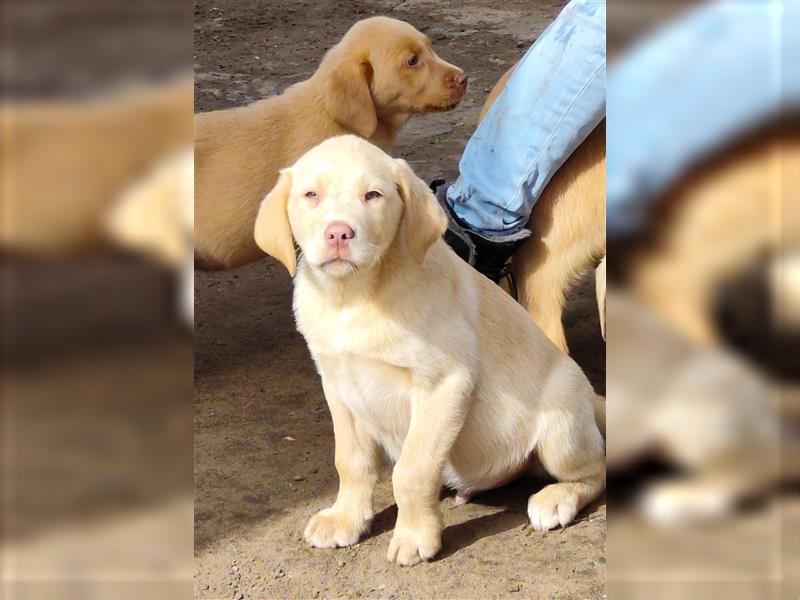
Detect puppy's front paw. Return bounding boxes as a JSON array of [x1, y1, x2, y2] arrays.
[[304, 506, 370, 549], [387, 513, 442, 566], [528, 484, 581, 531]]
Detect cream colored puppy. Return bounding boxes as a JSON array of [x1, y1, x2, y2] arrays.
[[254, 135, 605, 566], [106, 148, 194, 325], [606, 289, 778, 525]]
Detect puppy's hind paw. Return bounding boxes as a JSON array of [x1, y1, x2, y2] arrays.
[[304, 506, 371, 549], [528, 484, 581, 531], [640, 481, 733, 526]]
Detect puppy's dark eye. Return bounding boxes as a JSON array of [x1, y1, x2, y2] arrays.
[[365, 190, 382, 201], [406, 54, 419, 67], [304, 191, 318, 200]]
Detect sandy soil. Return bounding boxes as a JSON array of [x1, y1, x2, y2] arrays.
[[194, 1, 606, 598]]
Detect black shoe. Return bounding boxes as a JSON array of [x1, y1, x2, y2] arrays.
[[431, 179, 530, 283]]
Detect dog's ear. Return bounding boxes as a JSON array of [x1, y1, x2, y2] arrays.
[[394, 158, 448, 265], [255, 169, 297, 276], [323, 56, 377, 138]]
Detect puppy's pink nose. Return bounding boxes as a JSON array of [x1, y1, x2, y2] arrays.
[[452, 72, 468, 88], [324, 222, 355, 247]]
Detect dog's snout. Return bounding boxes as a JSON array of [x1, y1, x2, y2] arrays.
[[451, 72, 468, 88], [324, 222, 355, 247]]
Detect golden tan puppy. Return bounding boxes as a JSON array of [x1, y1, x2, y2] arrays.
[[2, 78, 193, 257], [625, 129, 800, 346], [511, 128, 606, 353], [254, 135, 605, 566], [477, 64, 606, 352], [195, 16, 466, 270]]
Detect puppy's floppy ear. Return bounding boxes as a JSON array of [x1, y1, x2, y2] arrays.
[[254, 169, 297, 276], [394, 158, 448, 265], [322, 55, 377, 138]]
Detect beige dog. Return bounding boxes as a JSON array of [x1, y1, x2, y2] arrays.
[[606, 289, 778, 524], [477, 64, 606, 352], [2, 78, 192, 257], [195, 16, 466, 270], [254, 135, 605, 566]]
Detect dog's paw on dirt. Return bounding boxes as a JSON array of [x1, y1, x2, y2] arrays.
[[303, 507, 371, 548], [387, 513, 442, 566], [527, 484, 581, 531], [639, 481, 732, 526]]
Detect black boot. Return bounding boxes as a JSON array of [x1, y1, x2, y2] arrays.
[[431, 179, 530, 283]]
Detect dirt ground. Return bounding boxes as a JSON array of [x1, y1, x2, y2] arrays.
[[193, 1, 606, 598]]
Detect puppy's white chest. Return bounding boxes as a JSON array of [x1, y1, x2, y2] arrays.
[[328, 355, 412, 461]]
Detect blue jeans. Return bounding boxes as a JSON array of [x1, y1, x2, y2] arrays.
[[446, 0, 606, 238], [607, 0, 797, 238]]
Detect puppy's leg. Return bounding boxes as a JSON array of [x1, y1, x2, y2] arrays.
[[529, 392, 606, 531], [304, 369, 380, 549], [512, 240, 570, 351], [640, 388, 778, 525], [512, 238, 600, 353], [388, 371, 472, 566]]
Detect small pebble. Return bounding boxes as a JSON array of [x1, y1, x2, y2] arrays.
[[283, 436, 296, 442], [338, 560, 347, 567], [233, 591, 244, 600]]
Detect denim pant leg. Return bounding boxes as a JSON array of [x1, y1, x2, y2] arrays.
[[446, 0, 606, 238], [607, 0, 796, 238]]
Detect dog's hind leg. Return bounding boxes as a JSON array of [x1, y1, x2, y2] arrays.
[[510, 124, 606, 353], [528, 381, 606, 530], [512, 238, 597, 353]]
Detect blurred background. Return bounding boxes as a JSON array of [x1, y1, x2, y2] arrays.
[[3, 0, 798, 599], [606, 0, 798, 598], [2, 1, 193, 599]]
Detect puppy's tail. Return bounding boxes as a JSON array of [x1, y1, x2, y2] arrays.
[[593, 395, 606, 438]]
